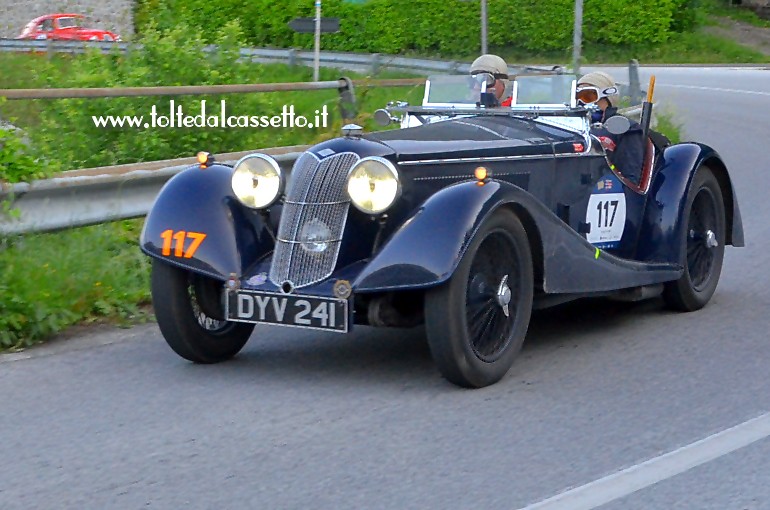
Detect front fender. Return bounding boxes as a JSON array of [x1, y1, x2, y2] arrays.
[[140, 164, 273, 280], [637, 143, 744, 264], [353, 180, 501, 292], [353, 179, 681, 293]]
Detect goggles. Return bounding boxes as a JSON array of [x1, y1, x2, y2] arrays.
[[575, 85, 618, 105], [470, 71, 507, 81]]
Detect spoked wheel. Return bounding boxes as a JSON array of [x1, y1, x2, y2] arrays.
[[663, 166, 726, 311], [425, 209, 533, 388], [151, 259, 255, 363]]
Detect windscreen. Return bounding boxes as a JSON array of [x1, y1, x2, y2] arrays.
[[422, 75, 480, 106], [514, 75, 577, 107], [423, 74, 577, 107]]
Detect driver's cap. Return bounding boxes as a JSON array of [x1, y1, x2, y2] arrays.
[[578, 71, 620, 107], [470, 54, 509, 79]]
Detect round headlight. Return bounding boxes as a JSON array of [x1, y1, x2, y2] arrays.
[[346, 156, 400, 214], [231, 154, 283, 209]]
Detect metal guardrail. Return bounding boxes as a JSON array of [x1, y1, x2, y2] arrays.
[[0, 38, 473, 75], [0, 147, 307, 235]]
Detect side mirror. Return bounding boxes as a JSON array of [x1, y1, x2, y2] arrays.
[[604, 115, 631, 135], [374, 109, 396, 126]]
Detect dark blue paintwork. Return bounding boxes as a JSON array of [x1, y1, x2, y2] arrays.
[[352, 179, 681, 294], [637, 143, 744, 264], [140, 163, 273, 280]]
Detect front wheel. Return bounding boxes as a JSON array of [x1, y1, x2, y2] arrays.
[[424, 209, 534, 388], [151, 259, 255, 363], [663, 166, 726, 311]]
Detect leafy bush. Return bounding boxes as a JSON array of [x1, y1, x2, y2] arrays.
[[0, 97, 56, 183], [136, 0, 687, 55], [670, 0, 700, 32], [0, 220, 151, 350]]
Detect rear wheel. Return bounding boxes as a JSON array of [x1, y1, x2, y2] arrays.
[[425, 209, 533, 388], [663, 166, 726, 311], [151, 259, 254, 363]]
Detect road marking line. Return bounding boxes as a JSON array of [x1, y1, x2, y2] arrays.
[[656, 83, 770, 97], [518, 412, 770, 510]]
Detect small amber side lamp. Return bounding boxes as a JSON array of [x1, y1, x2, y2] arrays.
[[474, 166, 489, 186], [197, 151, 214, 169]]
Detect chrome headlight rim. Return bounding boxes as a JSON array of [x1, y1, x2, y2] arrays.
[[231, 153, 284, 209], [345, 156, 401, 215]]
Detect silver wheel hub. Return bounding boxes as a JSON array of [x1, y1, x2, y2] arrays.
[[496, 274, 512, 318], [689, 229, 719, 248], [705, 230, 718, 248]]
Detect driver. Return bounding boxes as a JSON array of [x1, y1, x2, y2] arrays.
[[470, 54, 513, 106], [577, 71, 645, 185]]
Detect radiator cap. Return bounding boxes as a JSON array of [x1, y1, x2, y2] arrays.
[[342, 124, 363, 137]]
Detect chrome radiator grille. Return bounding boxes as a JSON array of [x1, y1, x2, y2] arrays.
[[270, 151, 360, 288]]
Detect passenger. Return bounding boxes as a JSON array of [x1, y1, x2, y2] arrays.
[[470, 54, 513, 107], [576, 71, 645, 185]]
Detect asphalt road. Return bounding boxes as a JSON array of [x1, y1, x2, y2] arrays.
[[2, 66, 770, 510]]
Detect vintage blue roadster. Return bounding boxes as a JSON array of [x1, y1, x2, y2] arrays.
[[141, 72, 744, 388]]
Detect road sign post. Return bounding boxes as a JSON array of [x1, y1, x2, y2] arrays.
[[287, 7, 341, 81], [314, 0, 321, 81], [572, 0, 583, 74], [481, 0, 487, 54]]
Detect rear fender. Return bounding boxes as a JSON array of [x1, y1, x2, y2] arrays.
[[637, 143, 744, 264], [140, 164, 274, 280]]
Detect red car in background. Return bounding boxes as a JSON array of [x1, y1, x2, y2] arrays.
[[16, 14, 121, 41]]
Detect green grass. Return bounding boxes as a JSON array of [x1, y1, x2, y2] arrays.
[[700, 0, 770, 28], [585, 30, 769, 64], [655, 110, 685, 145], [0, 220, 151, 350], [487, 29, 769, 66], [0, 54, 66, 128]]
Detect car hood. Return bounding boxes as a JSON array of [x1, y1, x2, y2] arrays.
[[364, 116, 577, 162]]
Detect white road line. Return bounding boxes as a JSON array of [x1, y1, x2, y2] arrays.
[[518, 412, 770, 510], [655, 83, 770, 97]]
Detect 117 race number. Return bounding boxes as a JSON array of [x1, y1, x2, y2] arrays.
[[586, 193, 626, 245]]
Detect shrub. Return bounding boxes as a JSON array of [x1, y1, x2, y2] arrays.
[[1, 95, 55, 183], [136, 0, 686, 55], [0, 220, 151, 350], [0, 127, 43, 183]]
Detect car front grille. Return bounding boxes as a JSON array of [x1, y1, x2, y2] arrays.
[[270, 151, 360, 288]]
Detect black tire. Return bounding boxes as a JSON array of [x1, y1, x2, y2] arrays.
[[424, 209, 534, 388], [663, 166, 726, 311], [151, 259, 255, 363]]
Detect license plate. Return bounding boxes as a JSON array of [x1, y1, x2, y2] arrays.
[[226, 290, 349, 333]]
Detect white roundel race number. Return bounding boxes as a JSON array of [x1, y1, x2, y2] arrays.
[[586, 192, 626, 248]]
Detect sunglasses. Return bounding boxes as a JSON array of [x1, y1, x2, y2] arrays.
[[575, 85, 618, 104]]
